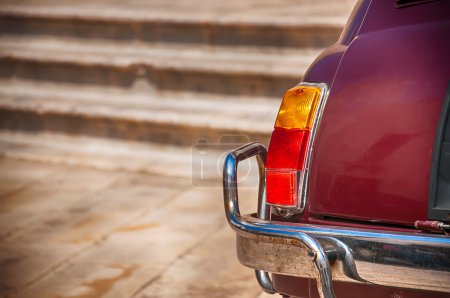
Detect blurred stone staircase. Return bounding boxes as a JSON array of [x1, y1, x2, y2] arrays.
[[0, 0, 355, 151]]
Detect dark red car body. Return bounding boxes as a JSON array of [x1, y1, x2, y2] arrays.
[[305, 0, 450, 227], [224, 1, 450, 297], [275, 1, 450, 296]]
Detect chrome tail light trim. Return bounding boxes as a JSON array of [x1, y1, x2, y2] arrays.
[[269, 82, 329, 216]]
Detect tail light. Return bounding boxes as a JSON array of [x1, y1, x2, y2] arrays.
[[266, 83, 328, 214]]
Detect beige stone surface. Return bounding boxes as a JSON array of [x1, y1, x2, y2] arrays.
[[0, 141, 266, 297], [0, 36, 319, 77], [0, 0, 356, 146], [0, 0, 357, 26]]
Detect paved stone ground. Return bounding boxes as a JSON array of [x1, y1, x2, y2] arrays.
[[0, 140, 272, 298]]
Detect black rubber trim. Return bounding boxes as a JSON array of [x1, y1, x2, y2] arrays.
[[395, 0, 441, 8], [428, 81, 450, 222]]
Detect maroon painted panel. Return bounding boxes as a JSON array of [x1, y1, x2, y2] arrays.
[[303, 43, 346, 87], [307, 12, 450, 224], [273, 1, 450, 296], [273, 275, 450, 298]]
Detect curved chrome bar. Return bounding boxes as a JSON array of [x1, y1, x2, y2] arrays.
[[317, 236, 366, 283], [239, 213, 450, 293], [223, 143, 335, 298], [222, 143, 275, 294], [254, 270, 275, 294], [224, 143, 450, 296], [253, 144, 276, 295]]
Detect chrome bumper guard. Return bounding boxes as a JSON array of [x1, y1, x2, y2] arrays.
[[223, 143, 450, 298]]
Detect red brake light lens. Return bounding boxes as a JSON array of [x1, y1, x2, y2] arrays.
[[266, 170, 297, 207], [266, 129, 310, 170]]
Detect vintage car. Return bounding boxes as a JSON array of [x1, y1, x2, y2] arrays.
[[222, 0, 450, 297]]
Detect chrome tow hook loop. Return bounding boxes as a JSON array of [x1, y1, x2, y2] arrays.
[[223, 142, 336, 298]]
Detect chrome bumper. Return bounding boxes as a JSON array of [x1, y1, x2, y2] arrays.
[[223, 143, 450, 298]]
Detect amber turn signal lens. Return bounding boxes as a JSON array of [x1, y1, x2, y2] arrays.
[[275, 85, 322, 130]]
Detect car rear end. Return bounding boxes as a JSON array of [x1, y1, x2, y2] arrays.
[[223, 0, 450, 297]]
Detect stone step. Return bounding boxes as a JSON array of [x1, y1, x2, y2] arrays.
[[0, 130, 262, 184], [0, 0, 356, 148], [0, 131, 197, 179], [0, 36, 318, 98], [0, 80, 277, 146], [0, 0, 354, 49]]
